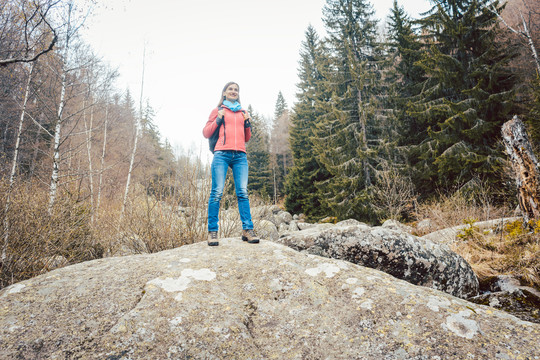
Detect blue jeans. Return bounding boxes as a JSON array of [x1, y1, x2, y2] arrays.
[[208, 150, 253, 232]]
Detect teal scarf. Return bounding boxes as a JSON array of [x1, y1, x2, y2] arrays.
[[223, 100, 242, 112]]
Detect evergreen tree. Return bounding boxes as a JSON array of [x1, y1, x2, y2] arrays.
[[285, 25, 331, 219], [408, 0, 518, 196], [274, 91, 287, 119], [312, 0, 386, 221], [387, 1, 426, 149], [526, 75, 540, 147], [246, 105, 272, 199]]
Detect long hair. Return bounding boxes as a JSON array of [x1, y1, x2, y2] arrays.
[[217, 81, 240, 107]]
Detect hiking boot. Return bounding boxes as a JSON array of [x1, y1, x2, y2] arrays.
[[207, 231, 219, 246], [241, 229, 260, 244]]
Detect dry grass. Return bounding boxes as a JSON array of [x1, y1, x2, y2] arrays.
[[414, 191, 513, 234], [415, 191, 539, 289], [0, 181, 102, 289], [453, 221, 539, 288]]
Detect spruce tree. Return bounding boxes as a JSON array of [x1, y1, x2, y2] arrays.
[[285, 25, 331, 219], [312, 0, 386, 221], [274, 91, 287, 120], [387, 1, 426, 148], [408, 0, 518, 196]]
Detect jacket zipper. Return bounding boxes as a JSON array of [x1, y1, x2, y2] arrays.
[[234, 111, 238, 149]]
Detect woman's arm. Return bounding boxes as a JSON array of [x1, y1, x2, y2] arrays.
[[202, 108, 220, 139]]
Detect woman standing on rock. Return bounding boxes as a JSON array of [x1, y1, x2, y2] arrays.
[[202, 81, 260, 246]]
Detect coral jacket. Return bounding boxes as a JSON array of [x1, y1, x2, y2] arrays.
[[203, 105, 252, 153]]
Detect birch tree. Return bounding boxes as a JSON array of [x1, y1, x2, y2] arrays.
[[489, 0, 540, 74], [96, 94, 110, 219], [48, 3, 72, 212], [48, 1, 89, 212], [120, 46, 145, 220]]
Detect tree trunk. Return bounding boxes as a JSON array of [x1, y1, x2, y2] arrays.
[[2, 62, 34, 262], [501, 115, 540, 224], [96, 101, 109, 219], [121, 46, 145, 220], [29, 115, 43, 177], [83, 97, 95, 223], [48, 3, 72, 214]]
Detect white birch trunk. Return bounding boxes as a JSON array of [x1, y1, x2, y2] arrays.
[[48, 4, 72, 214], [30, 116, 42, 177], [83, 97, 95, 223], [96, 101, 109, 218], [120, 46, 145, 220], [491, 6, 540, 74], [2, 62, 34, 262], [519, 12, 540, 75]]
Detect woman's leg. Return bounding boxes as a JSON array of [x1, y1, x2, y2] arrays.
[[208, 151, 230, 232], [231, 152, 254, 230]]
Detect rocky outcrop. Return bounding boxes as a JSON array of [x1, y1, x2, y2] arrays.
[[469, 275, 540, 323], [1, 239, 538, 359], [276, 223, 479, 298]]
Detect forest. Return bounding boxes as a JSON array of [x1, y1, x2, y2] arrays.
[[0, 0, 539, 289]]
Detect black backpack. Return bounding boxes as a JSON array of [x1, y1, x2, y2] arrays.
[[209, 106, 224, 153]]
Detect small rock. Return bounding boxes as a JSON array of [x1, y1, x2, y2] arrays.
[[276, 211, 293, 224], [297, 222, 316, 230], [335, 219, 363, 227], [256, 219, 279, 240], [381, 219, 414, 234], [278, 223, 289, 233], [270, 205, 281, 214], [416, 218, 434, 233], [288, 220, 300, 232]]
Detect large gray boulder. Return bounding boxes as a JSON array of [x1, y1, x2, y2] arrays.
[[276, 223, 479, 299], [1, 239, 538, 359]]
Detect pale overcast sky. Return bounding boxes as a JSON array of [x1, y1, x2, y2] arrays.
[[80, 0, 431, 161]]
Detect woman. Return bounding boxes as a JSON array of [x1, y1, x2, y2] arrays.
[[202, 81, 260, 246]]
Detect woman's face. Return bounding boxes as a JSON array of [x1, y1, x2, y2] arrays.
[[223, 84, 239, 102]]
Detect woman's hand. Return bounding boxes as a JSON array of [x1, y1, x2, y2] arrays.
[[216, 109, 225, 125], [242, 111, 251, 128]]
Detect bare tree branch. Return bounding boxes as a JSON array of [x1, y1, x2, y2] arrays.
[[488, 2, 540, 74], [0, 1, 59, 67]]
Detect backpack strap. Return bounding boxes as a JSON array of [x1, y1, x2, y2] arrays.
[[218, 106, 226, 145]]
